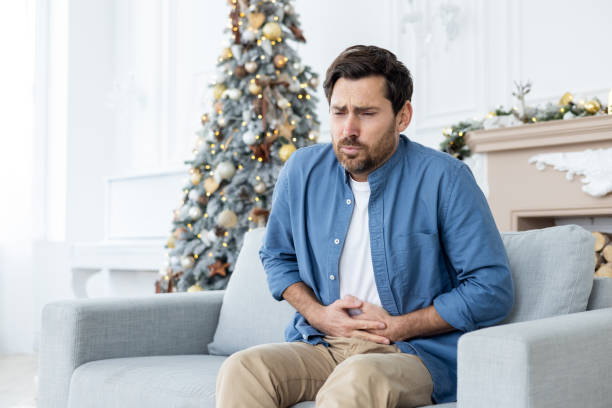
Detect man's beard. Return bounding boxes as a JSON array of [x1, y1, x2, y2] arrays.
[[333, 122, 398, 176]]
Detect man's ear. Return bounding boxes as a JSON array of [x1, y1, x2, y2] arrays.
[[396, 100, 413, 133]]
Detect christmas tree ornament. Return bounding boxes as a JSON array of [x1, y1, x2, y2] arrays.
[[221, 47, 232, 60], [248, 12, 265, 30], [284, 3, 294, 14], [262, 22, 282, 40], [217, 116, 227, 127], [260, 38, 273, 55], [181, 255, 195, 269], [170, 256, 180, 266], [230, 45, 242, 60], [191, 172, 202, 185], [277, 97, 290, 108], [242, 29, 257, 43], [278, 120, 295, 139], [309, 77, 319, 88], [584, 100, 601, 114], [254, 181, 266, 194], [288, 81, 301, 93], [166, 236, 176, 249], [173, 227, 188, 239], [188, 189, 200, 201], [234, 65, 247, 78], [250, 207, 270, 227], [208, 259, 231, 278], [187, 283, 204, 292], [223, 88, 242, 100], [308, 130, 319, 141], [279, 143, 297, 162], [189, 206, 203, 220], [204, 177, 220, 194], [249, 82, 263, 95], [245, 61, 258, 73], [293, 62, 304, 73], [213, 83, 227, 100], [559, 92, 573, 106], [608, 88, 612, 114], [218, 209, 239, 228], [201, 113, 209, 124], [273, 54, 288, 69], [242, 130, 257, 145], [216, 161, 236, 180]]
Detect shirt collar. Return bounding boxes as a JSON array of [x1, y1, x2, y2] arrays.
[[339, 134, 408, 187]]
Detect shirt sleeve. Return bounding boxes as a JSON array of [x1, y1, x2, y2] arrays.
[[433, 163, 515, 332], [259, 162, 303, 301]]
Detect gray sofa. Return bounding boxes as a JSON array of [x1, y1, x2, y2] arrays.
[[39, 225, 612, 408]]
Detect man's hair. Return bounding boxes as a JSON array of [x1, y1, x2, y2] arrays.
[[323, 45, 413, 115]]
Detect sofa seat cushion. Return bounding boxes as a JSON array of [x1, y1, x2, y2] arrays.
[[68, 355, 226, 408], [291, 402, 455, 407]]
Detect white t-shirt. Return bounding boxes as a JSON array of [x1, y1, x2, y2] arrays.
[[338, 177, 382, 315]]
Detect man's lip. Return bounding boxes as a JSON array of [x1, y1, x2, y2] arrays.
[[341, 146, 362, 153]]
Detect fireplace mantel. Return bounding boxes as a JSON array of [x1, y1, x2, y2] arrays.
[[465, 115, 612, 231]]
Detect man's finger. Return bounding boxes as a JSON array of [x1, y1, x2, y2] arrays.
[[351, 330, 390, 345], [335, 296, 362, 309], [349, 319, 386, 330]]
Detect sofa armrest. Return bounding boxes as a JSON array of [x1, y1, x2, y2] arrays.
[[457, 307, 612, 408], [38, 291, 224, 408]]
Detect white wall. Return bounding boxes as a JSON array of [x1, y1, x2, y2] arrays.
[[2, 0, 611, 354]]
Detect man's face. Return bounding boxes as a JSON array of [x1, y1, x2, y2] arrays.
[[330, 76, 410, 181]]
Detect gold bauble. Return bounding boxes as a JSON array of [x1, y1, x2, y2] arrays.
[[201, 114, 209, 124], [248, 82, 263, 95], [248, 12, 266, 30], [166, 235, 176, 249], [218, 209, 239, 229], [279, 144, 296, 162], [262, 22, 282, 40], [584, 100, 601, 114], [213, 84, 227, 100], [221, 47, 232, 60], [187, 283, 204, 292], [204, 177, 220, 194], [273, 54, 288, 69], [191, 173, 202, 185], [559, 92, 573, 106]]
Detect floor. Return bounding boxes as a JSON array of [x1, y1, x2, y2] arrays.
[[0, 354, 37, 408]]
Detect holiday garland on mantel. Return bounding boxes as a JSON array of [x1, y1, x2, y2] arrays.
[[440, 82, 610, 160], [156, 0, 320, 293]]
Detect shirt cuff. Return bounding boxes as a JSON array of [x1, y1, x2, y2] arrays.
[[268, 270, 302, 301], [433, 291, 477, 333]]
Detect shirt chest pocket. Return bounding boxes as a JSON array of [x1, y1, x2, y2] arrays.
[[389, 232, 444, 296]]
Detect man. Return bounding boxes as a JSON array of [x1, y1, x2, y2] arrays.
[[216, 45, 514, 407]]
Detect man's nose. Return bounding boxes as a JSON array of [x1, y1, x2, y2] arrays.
[[342, 113, 360, 138]]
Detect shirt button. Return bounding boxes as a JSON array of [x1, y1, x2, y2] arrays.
[[346, 199, 352, 205], [302, 334, 308, 340], [334, 238, 340, 244], [329, 274, 335, 280]]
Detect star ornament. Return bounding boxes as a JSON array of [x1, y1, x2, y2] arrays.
[[278, 120, 295, 140], [208, 259, 231, 278]]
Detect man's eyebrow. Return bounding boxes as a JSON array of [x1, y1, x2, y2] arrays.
[[330, 105, 379, 112]]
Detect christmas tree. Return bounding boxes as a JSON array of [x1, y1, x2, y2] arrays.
[[156, 0, 320, 293]]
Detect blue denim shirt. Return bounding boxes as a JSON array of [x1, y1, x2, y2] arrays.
[[259, 135, 514, 403]]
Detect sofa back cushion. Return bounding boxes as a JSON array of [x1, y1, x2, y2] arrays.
[[208, 228, 295, 356], [501, 224, 594, 323]]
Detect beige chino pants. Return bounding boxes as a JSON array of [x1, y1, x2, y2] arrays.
[[216, 336, 434, 408]]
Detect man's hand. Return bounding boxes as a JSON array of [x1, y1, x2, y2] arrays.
[[308, 296, 391, 344], [351, 299, 406, 343]]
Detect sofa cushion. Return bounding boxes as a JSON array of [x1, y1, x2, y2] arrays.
[[208, 228, 295, 356], [68, 355, 226, 408], [501, 224, 595, 323]]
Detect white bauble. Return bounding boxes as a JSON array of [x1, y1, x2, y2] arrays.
[[188, 189, 200, 201], [213, 72, 226, 84], [170, 256, 180, 266], [277, 98, 290, 108], [245, 61, 258, 73], [180, 256, 195, 269], [217, 116, 226, 127], [242, 29, 257, 43], [254, 182, 266, 194], [284, 4, 294, 13], [189, 206, 202, 220], [224, 88, 242, 100], [293, 62, 304, 73], [216, 161, 236, 180], [288, 81, 301, 93], [242, 130, 257, 145], [207, 229, 218, 243], [218, 209, 239, 228]]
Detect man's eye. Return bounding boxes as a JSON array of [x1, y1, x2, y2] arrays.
[[333, 111, 345, 116], [362, 112, 375, 116]]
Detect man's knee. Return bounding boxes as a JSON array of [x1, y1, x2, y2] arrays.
[[218, 346, 271, 379]]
